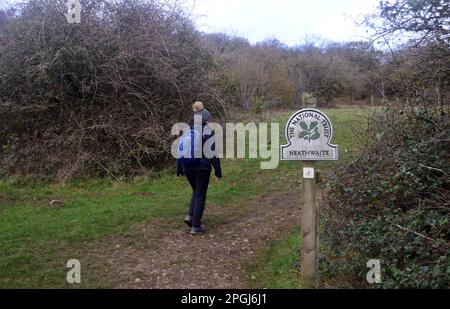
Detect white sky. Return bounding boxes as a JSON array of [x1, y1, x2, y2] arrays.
[[184, 0, 381, 45], [2, 0, 382, 45]]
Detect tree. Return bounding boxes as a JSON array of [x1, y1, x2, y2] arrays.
[[368, 0, 450, 46], [366, 0, 450, 112]]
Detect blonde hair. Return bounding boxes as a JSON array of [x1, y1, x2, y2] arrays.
[[192, 101, 204, 112]]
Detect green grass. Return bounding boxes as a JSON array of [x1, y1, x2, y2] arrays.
[[0, 106, 374, 288], [0, 160, 276, 287], [248, 232, 302, 288]]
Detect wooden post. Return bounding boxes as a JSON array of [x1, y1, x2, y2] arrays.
[[301, 160, 318, 287]]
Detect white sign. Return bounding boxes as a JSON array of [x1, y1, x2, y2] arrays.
[[281, 108, 338, 161], [303, 167, 315, 179]]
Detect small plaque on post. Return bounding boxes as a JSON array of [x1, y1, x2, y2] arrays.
[[303, 167, 315, 179]]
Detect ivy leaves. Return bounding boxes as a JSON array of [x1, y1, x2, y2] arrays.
[[298, 121, 320, 142]]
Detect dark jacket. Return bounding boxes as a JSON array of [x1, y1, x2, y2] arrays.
[[176, 126, 222, 178]]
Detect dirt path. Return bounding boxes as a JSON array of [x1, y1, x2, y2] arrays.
[[85, 191, 300, 288]]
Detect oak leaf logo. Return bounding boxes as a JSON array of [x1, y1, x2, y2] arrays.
[[298, 121, 320, 142]]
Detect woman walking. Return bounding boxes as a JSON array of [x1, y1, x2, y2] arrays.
[[176, 102, 222, 235]]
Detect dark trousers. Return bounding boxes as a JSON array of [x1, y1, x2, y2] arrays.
[[185, 169, 211, 228]]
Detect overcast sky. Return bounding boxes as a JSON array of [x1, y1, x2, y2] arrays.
[[184, 0, 381, 45], [1, 0, 382, 45]]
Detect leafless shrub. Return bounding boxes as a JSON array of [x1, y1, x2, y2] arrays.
[[0, 0, 225, 179]]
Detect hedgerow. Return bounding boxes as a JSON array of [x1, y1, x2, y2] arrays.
[[321, 108, 450, 288]]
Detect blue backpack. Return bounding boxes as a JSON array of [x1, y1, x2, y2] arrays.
[[177, 129, 204, 166]]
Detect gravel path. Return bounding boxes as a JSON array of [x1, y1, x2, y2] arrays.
[[85, 192, 300, 288]]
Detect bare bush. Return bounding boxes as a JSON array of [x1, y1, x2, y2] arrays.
[[204, 33, 386, 109], [0, 0, 224, 179]]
